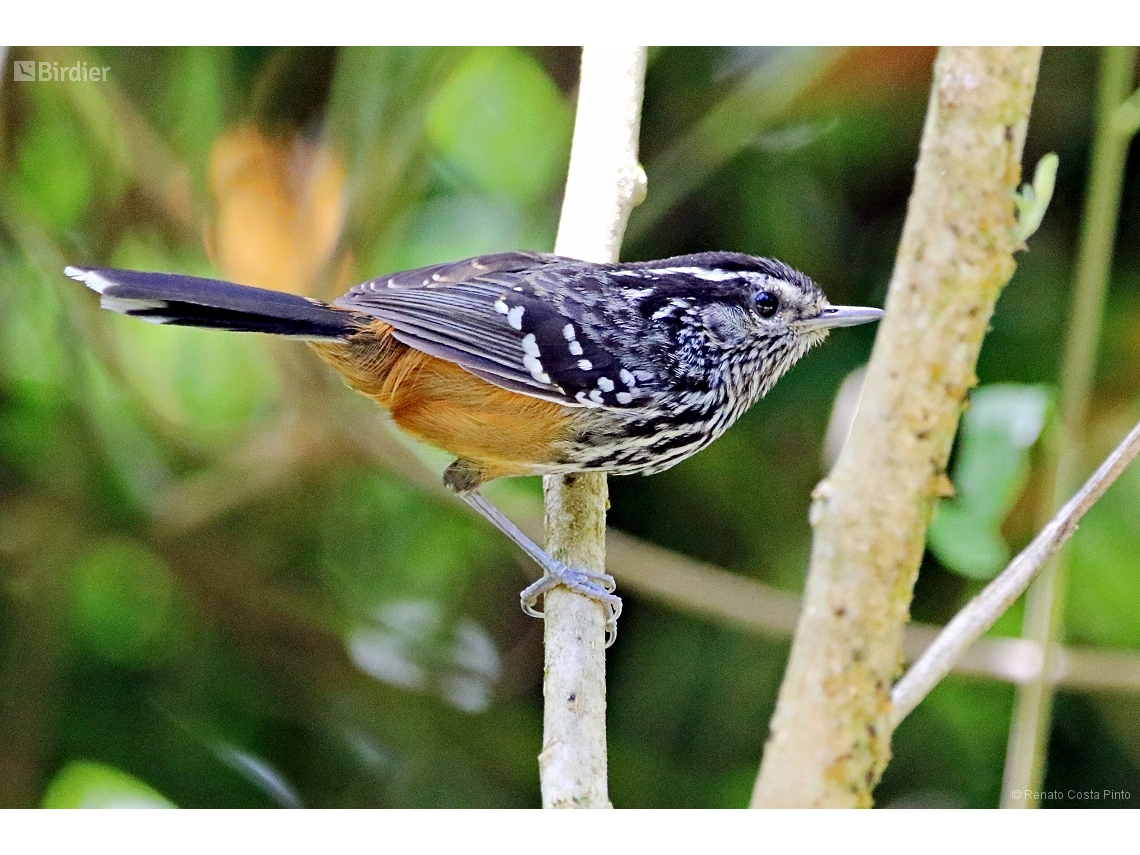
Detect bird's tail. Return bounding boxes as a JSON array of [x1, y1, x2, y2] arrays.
[[66, 266, 366, 340]]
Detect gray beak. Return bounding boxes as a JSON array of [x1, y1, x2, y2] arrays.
[[799, 305, 884, 331]]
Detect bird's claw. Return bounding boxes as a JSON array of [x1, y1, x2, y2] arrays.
[[520, 564, 622, 646]]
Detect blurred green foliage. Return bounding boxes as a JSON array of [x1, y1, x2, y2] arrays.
[[69, 539, 181, 666], [1, 46, 1139, 809], [426, 47, 572, 202]]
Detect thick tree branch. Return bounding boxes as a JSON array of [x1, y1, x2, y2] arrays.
[[752, 47, 1041, 808]]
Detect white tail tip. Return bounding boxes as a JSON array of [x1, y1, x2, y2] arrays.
[[65, 266, 116, 295]]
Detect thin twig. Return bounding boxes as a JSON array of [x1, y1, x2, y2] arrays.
[[539, 46, 647, 810], [892, 417, 1140, 725], [1002, 46, 1139, 806]]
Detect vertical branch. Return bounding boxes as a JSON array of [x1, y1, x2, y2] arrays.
[[539, 46, 647, 809], [1002, 46, 1139, 807], [752, 47, 1041, 808]]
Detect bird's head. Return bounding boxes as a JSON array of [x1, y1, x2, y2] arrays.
[[628, 252, 882, 401]]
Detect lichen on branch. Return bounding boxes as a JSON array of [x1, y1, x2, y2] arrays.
[[752, 47, 1042, 808]]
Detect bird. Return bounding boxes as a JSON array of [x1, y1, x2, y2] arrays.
[[67, 251, 883, 644]]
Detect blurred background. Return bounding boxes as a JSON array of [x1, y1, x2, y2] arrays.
[[1, 46, 1138, 808]]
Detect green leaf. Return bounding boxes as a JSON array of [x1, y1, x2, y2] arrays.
[[426, 48, 571, 201], [42, 761, 176, 808], [955, 385, 1048, 519], [928, 384, 1049, 580], [927, 503, 1010, 581], [1012, 152, 1058, 242]]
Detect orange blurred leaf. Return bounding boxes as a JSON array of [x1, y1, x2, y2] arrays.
[[207, 126, 347, 295]]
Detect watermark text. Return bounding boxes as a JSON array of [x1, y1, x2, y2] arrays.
[[13, 60, 109, 83], [1009, 788, 1131, 802]]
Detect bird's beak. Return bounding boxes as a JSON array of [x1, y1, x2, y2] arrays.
[[799, 305, 884, 331]]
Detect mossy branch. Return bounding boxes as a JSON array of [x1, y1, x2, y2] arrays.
[[752, 47, 1042, 808]]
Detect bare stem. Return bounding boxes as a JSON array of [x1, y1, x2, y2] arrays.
[[539, 46, 647, 810], [752, 47, 1041, 808], [892, 417, 1140, 724], [1002, 45, 1139, 808]]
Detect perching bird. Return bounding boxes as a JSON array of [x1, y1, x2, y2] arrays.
[[68, 251, 883, 643]]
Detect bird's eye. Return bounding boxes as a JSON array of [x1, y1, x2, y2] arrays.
[[754, 292, 780, 318]]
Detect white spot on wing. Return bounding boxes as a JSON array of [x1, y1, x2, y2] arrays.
[[494, 299, 509, 314], [589, 389, 604, 404], [523, 355, 550, 384], [597, 377, 614, 392], [577, 359, 592, 371], [521, 333, 550, 384], [562, 324, 576, 340], [615, 392, 633, 405], [507, 305, 524, 330], [619, 369, 635, 388], [569, 341, 584, 356]]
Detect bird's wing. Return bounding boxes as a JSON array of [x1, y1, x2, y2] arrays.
[[337, 253, 651, 409]]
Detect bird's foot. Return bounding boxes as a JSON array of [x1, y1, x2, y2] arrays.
[[520, 563, 622, 647]]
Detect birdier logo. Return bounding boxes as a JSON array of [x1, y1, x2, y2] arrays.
[[12, 60, 109, 82]]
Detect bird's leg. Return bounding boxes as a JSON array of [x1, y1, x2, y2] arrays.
[[457, 490, 622, 645]]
